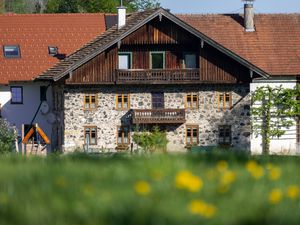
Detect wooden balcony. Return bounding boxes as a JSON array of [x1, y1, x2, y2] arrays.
[[132, 109, 186, 124], [115, 69, 200, 84]]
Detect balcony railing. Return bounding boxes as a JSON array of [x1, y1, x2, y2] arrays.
[[115, 69, 200, 84], [132, 109, 186, 124]]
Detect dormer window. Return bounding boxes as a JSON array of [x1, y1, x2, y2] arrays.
[[48, 46, 58, 56], [3, 45, 20, 58]]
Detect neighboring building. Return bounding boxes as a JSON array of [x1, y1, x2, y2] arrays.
[[0, 13, 108, 151], [38, 4, 300, 154]]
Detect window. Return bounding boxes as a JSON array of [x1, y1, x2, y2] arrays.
[[3, 45, 20, 58], [48, 46, 58, 56], [152, 92, 164, 109], [11, 86, 23, 104], [116, 93, 130, 110], [117, 126, 130, 147], [218, 92, 232, 110], [84, 127, 97, 145], [186, 94, 198, 109], [150, 52, 165, 69], [118, 52, 132, 69], [186, 125, 199, 146], [184, 53, 197, 68], [219, 125, 231, 146], [40, 86, 47, 102], [84, 94, 97, 110]]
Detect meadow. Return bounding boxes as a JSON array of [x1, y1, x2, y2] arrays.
[[0, 152, 299, 225]]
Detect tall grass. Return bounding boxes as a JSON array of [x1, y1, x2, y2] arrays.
[[0, 153, 299, 225]]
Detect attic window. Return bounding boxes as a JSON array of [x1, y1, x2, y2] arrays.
[[48, 46, 58, 56], [3, 45, 20, 58]]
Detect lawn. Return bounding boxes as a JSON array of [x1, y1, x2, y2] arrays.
[[0, 152, 299, 225]]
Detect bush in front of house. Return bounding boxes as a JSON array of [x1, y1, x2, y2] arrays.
[[0, 119, 16, 154], [133, 126, 168, 152]]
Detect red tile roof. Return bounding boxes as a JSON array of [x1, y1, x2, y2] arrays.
[[0, 13, 106, 84], [178, 14, 300, 76]]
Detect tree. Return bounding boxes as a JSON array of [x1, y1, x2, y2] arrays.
[[130, 0, 160, 11], [45, 0, 159, 13], [251, 85, 300, 154], [0, 119, 17, 154]]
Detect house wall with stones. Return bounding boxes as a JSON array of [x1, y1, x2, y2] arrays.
[[60, 84, 251, 153]]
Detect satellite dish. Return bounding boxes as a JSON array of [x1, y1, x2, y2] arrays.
[[40, 101, 50, 114]]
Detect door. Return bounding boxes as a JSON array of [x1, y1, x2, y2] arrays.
[[152, 92, 164, 109]]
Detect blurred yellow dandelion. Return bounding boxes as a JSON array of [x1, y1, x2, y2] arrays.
[[221, 170, 237, 185], [269, 189, 282, 204], [188, 200, 217, 219], [246, 161, 264, 179], [175, 170, 203, 192], [134, 181, 151, 195], [287, 185, 300, 200], [217, 160, 228, 172], [268, 167, 281, 181]]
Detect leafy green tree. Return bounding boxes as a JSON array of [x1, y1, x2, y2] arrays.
[[130, 0, 160, 10], [251, 85, 300, 154], [0, 119, 17, 154]]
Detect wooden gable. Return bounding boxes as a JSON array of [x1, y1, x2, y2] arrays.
[[66, 15, 252, 85]]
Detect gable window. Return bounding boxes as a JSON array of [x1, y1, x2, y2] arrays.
[[218, 92, 232, 110], [186, 93, 198, 109], [11, 86, 23, 104], [117, 126, 130, 147], [118, 52, 132, 69], [116, 93, 130, 110], [186, 125, 199, 146], [219, 125, 231, 146], [40, 86, 47, 102], [84, 94, 97, 110], [4, 45, 20, 58], [184, 53, 197, 69], [150, 52, 165, 69], [84, 126, 97, 145]]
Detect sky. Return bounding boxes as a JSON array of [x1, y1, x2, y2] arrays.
[[159, 0, 300, 14]]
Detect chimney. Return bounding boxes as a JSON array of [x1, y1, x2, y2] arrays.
[[117, 0, 126, 30], [243, 0, 255, 32]]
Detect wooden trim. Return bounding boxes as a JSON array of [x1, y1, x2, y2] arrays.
[[217, 92, 232, 111], [83, 94, 98, 110], [116, 126, 130, 148], [185, 124, 199, 146], [84, 126, 97, 145], [116, 93, 130, 110], [185, 93, 198, 109]]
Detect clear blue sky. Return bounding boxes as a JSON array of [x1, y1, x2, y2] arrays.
[[159, 0, 300, 14]]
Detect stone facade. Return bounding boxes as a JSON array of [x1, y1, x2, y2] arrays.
[[59, 84, 251, 152]]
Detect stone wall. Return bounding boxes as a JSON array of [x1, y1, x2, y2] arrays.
[[61, 84, 251, 152]]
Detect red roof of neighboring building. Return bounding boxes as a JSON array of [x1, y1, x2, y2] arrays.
[[0, 13, 106, 84], [179, 13, 300, 76]]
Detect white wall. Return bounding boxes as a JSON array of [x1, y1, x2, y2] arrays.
[[250, 77, 298, 155], [0, 82, 54, 152]]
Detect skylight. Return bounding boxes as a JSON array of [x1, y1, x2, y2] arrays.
[[48, 46, 58, 56], [3, 45, 21, 58]]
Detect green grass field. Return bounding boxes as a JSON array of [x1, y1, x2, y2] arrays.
[[0, 152, 299, 225]]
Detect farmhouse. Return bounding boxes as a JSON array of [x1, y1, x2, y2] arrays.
[[1, 2, 300, 154]]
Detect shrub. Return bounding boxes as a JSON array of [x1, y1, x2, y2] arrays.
[[0, 119, 17, 154], [133, 126, 168, 153]]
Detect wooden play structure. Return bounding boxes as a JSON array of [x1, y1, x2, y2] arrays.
[[21, 124, 50, 156]]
